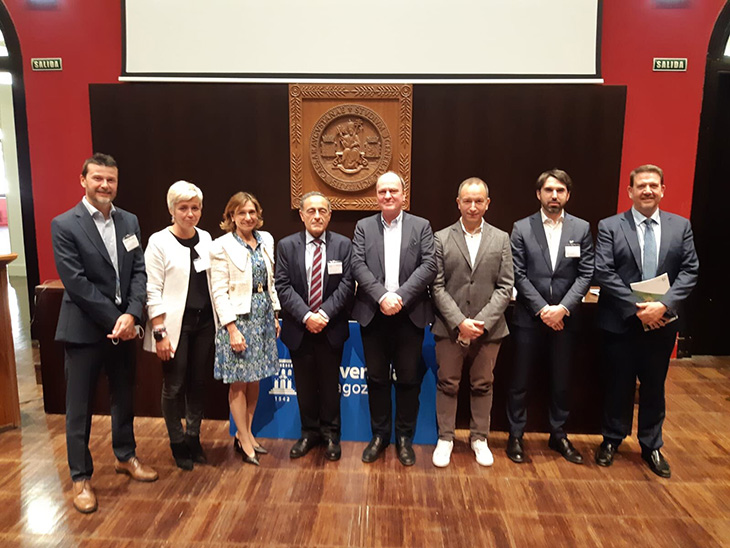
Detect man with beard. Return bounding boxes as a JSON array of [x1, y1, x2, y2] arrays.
[[506, 169, 594, 465]]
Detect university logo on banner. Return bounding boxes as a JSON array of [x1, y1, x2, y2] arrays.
[[269, 358, 296, 402]]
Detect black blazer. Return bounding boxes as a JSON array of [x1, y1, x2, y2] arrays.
[[275, 230, 355, 350], [511, 211, 595, 329], [51, 201, 147, 344], [595, 209, 699, 334], [351, 212, 437, 328]]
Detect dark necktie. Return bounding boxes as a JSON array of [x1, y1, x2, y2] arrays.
[[309, 239, 323, 311]]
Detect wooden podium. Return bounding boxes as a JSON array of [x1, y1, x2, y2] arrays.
[[0, 253, 20, 430]]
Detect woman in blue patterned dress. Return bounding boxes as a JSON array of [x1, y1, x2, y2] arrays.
[[210, 192, 280, 466]]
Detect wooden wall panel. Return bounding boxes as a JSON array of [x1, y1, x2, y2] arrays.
[[89, 83, 625, 241]]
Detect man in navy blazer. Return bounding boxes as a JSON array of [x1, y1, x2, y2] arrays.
[[352, 171, 437, 466], [594, 164, 699, 478], [51, 153, 157, 514], [275, 191, 354, 461], [507, 169, 594, 465]]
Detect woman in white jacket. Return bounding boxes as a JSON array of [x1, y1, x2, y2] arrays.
[[210, 192, 280, 466], [144, 181, 215, 470]]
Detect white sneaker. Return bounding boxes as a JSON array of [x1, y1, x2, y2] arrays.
[[432, 439, 454, 468], [471, 438, 494, 467]]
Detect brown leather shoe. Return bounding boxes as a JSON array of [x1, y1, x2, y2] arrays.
[[114, 457, 159, 482], [72, 480, 97, 514]]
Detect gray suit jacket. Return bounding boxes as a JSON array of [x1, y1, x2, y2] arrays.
[[52, 201, 147, 344], [595, 209, 699, 333], [510, 211, 594, 329], [351, 211, 437, 328], [431, 220, 514, 341]]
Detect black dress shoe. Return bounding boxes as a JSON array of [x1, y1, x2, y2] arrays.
[[170, 441, 194, 471], [253, 444, 268, 455], [185, 434, 207, 465], [548, 436, 584, 465], [362, 435, 389, 463], [290, 437, 319, 459], [642, 449, 671, 478], [396, 436, 416, 467], [241, 451, 260, 466], [506, 435, 525, 464], [324, 439, 342, 461], [233, 437, 260, 466], [595, 441, 618, 467]]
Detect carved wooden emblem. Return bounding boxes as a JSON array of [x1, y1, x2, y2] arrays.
[[289, 84, 413, 210]]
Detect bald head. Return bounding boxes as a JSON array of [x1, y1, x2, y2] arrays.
[[376, 171, 405, 223]]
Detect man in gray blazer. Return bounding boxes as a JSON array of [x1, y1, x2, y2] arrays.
[[352, 171, 437, 466], [507, 169, 594, 465], [431, 177, 514, 468], [52, 153, 157, 514], [594, 164, 698, 478]]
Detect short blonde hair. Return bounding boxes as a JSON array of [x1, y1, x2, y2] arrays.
[[220, 192, 264, 232], [167, 180, 203, 213]]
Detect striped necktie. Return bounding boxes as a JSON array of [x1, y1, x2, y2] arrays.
[[309, 238, 323, 311]]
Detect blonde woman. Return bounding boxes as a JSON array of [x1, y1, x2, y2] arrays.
[[210, 192, 280, 466], [144, 181, 214, 470]]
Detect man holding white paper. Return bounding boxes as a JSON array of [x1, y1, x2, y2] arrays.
[[594, 164, 699, 478]]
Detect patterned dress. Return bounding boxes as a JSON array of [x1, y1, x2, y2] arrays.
[[213, 232, 279, 383]]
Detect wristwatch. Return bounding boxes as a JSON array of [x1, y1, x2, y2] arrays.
[[153, 327, 167, 342]]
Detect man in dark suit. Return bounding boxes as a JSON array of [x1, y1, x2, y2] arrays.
[[594, 164, 699, 478], [275, 191, 354, 461], [52, 153, 157, 514], [352, 171, 437, 466], [431, 177, 513, 468], [507, 169, 594, 465]]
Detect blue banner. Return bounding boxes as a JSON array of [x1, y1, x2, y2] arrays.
[[231, 321, 439, 444]]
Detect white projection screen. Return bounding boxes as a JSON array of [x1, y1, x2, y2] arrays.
[[122, 0, 602, 82]]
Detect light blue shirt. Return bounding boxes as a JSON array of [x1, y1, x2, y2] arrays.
[[631, 207, 661, 269], [82, 197, 121, 306]]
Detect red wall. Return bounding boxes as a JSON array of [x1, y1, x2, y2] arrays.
[[3, 0, 122, 282], [602, 0, 725, 215], [2, 0, 726, 281]]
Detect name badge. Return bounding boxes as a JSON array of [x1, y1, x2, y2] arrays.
[[122, 234, 140, 252], [565, 243, 581, 258], [327, 260, 343, 275], [193, 242, 211, 272]]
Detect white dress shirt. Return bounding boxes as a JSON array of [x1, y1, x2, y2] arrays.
[[541, 208, 564, 272], [459, 218, 484, 267], [382, 211, 403, 293], [632, 207, 661, 268], [82, 197, 121, 305]]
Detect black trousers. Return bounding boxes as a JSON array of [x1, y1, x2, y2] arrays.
[[290, 332, 343, 441], [361, 313, 425, 439], [600, 324, 677, 451], [64, 339, 136, 482], [506, 324, 576, 439], [161, 308, 215, 444]]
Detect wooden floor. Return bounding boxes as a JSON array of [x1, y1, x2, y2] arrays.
[[2, 276, 730, 547]]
